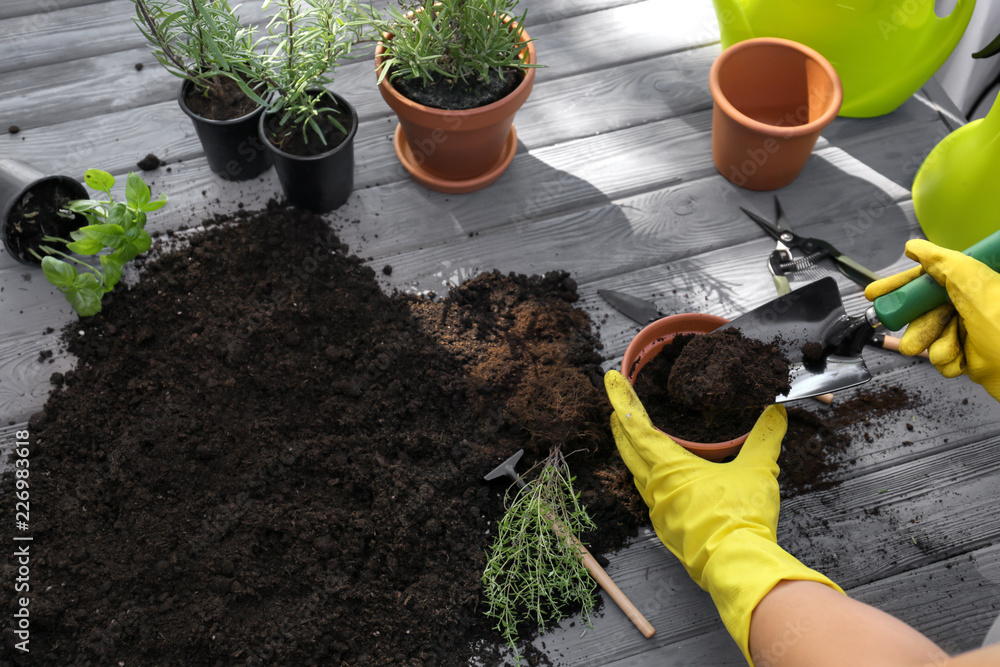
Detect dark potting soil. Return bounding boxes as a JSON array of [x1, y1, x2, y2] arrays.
[[0, 202, 646, 667], [3, 180, 87, 264], [392, 67, 523, 110], [667, 328, 790, 411], [801, 341, 824, 366], [183, 75, 259, 121], [263, 96, 353, 158], [137, 153, 162, 171], [779, 385, 922, 497], [633, 332, 789, 444]]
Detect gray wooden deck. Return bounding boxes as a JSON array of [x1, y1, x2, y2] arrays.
[[3, 1, 1000, 665]]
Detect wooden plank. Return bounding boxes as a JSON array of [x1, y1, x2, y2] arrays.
[[1, 44, 722, 183], [0, 0, 110, 21], [535, 541, 1000, 665]]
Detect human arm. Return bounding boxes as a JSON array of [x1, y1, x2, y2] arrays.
[[865, 239, 1000, 400], [750, 579, 1000, 667]]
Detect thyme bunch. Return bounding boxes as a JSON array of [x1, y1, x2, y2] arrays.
[[482, 448, 597, 663]]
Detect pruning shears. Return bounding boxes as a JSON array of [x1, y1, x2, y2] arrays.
[[741, 196, 882, 296]]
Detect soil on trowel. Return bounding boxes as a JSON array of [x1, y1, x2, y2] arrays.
[[0, 202, 645, 667], [633, 331, 790, 444]]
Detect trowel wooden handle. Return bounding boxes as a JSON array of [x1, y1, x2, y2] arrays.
[[550, 518, 656, 638], [876, 334, 930, 359]]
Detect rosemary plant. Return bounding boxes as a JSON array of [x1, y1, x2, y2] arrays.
[[482, 449, 597, 663], [251, 0, 359, 146], [356, 0, 536, 87], [132, 0, 260, 100]]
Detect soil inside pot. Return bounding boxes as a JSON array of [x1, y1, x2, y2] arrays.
[[667, 328, 790, 410], [1, 202, 645, 666], [4, 179, 86, 264], [633, 330, 790, 444], [263, 94, 354, 157], [392, 67, 523, 110], [183, 75, 260, 121]]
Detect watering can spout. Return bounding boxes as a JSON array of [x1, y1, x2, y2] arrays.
[[711, 0, 753, 47]]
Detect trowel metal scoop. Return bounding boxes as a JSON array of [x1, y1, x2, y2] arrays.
[[721, 229, 1000, 402]]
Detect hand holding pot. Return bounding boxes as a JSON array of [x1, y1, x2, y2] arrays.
[[604, 370, 843, 663], [865, 240, 1000, 400]]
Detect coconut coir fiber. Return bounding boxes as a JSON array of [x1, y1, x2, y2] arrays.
[[0, 202, 646, 667], [633, 330, 790, 443]]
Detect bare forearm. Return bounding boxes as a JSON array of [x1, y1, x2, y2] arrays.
[[749, 580, 998, 667]]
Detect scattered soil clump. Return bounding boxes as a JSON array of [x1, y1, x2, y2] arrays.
[[801, 341, 824, 366], [136, 153, 162, 171], [0, 202, 644, 667], [633, 331, 789, 443]]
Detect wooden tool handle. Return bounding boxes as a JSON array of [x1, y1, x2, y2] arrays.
[[880, 334, 930, 359], [550, 518, 656, 638], [814, 393, 834, 405]]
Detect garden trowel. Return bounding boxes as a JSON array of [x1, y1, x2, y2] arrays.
[[721, 229, 1000, 402]]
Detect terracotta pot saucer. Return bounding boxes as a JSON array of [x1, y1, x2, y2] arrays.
[[393, 124, 519, 194]]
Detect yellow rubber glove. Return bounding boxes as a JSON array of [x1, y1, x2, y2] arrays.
[[865, 239, 1000, 400], [605, 370, 843, 666]]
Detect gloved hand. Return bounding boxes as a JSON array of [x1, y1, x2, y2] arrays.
[[865, 239, 1000, 400], [605, 370, 843, 665]]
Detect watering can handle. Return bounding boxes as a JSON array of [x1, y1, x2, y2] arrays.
[[873, 229, 1000, 331]]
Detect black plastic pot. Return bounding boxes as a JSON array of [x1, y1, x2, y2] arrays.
[[259, 91, 357, 213], [178, 80, 272, 182], [0, 158, 88, 266]]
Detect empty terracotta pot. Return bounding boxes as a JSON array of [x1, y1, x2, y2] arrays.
[[374, 23, 536, 193], [709, 37, 842, 191], [621, 313, 749, 461]]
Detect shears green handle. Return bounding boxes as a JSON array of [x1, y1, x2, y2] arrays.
[[873, 230, 1000, 331]]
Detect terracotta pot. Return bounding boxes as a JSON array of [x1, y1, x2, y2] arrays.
[[621, 313, 749, 461], [374, 23, 536, 193], [709, 37, 842, 191]]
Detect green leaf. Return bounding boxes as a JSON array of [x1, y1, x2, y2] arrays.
[[139, 196, 167, 212], [107, 202, 130, 226], [65, 236, 105, 255], [41, 257, 78, 288], [66, 199, 105, 213], [65, 276, 104, 317], [83, 169, 115, 193], [125, 172, 151, 208], [80, 223, 126, 249], [100, 255, 123, 291]]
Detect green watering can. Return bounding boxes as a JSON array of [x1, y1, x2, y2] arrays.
[[711, 0, 975, 117], [913, 93, 1000, 250]]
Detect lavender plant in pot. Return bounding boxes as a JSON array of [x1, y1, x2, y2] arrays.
[[353, 0, 539, 193], [251, 0, 359, 213], [132, 0, 272, 180]]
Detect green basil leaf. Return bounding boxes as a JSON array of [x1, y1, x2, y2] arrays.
[[66, 199, 105, 213], [80, 223, 126, 249], [125, 172, 151, 208], [65, 282, 103, 317], [100, 255, 123, 291], [140, 196, 167, 212], [65, 237, 105, 255], [41, 257, 77, 288], [83, 169, 115, 193], [106, 203, 130, 228]]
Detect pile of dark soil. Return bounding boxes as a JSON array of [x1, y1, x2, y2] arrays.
[[0, 203, 645, 666], [633, 332, 790, 443]]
